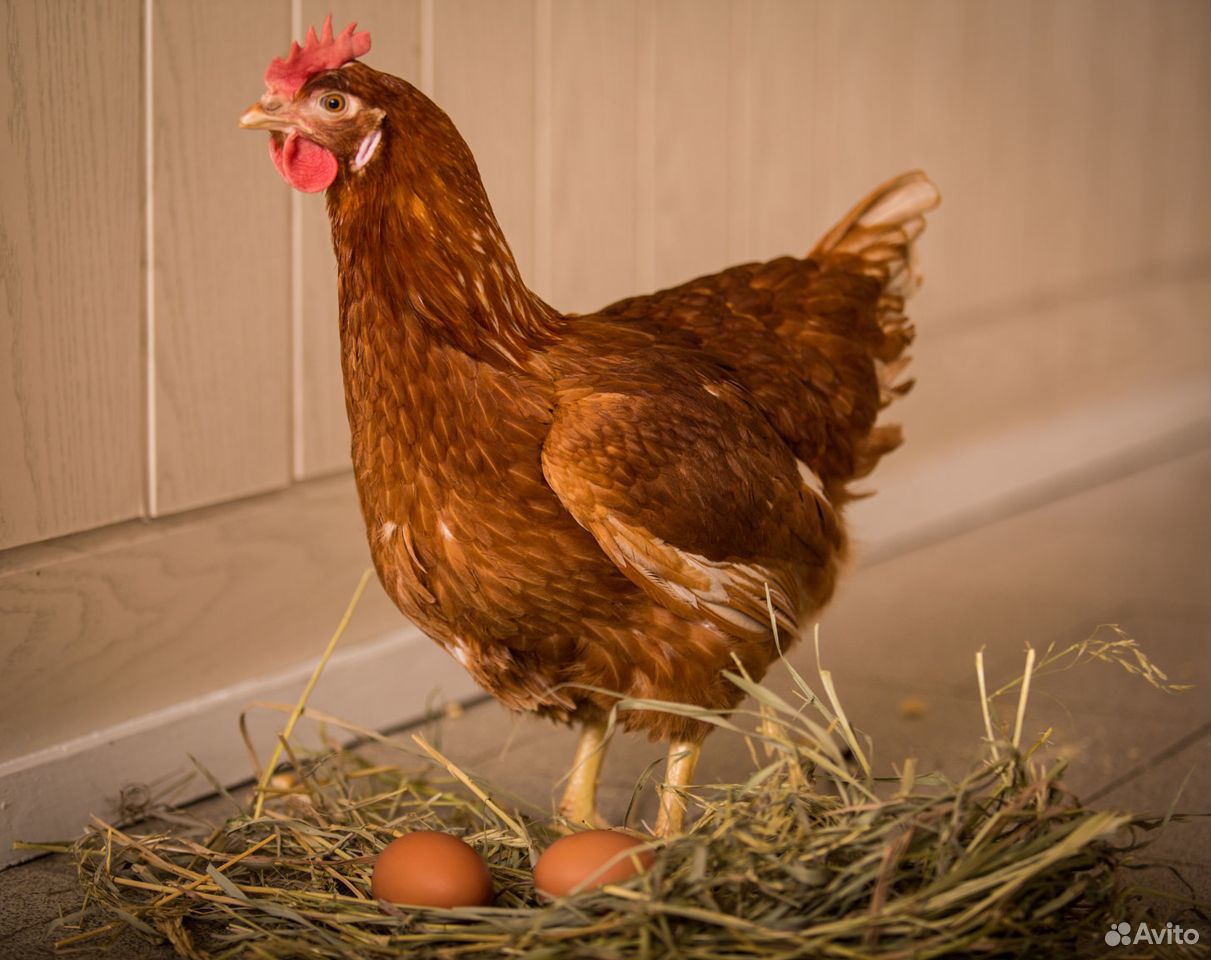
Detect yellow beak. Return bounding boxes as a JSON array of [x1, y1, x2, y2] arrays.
[[238, 99, 295, 132]]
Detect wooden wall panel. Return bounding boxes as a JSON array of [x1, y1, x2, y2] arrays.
[[798, 0, 849, 257], [0, 1, 142, 550], [725, 0, 752, 266], [772, 1, 898, 267], [893, 0, 966, 324], [890, 275, 1211, 477], [548, 0, 639, 313], [1024, 0, 1100, 298], [151, 0, 292, 514], [650, 0, 733, 290], [819, 2, 919, 217], [297, 1, 423, 478], [1083, 0, 1154, 284], [948, 0, 1035, 314], [746, 0, 815, 263], [806, 0, 1031, 326], [0, 475, 403, 762], [1149, 0, 1211, 270], [433, 0, 537, 284]]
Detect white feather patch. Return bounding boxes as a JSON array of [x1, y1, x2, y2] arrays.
[[795, 458, 828, 504], [351, 128, 382, 172], [602, 514, 793, 639]]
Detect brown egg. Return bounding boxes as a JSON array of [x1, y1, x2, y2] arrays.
[[371, 831, 493, 908], [533, 829, 655, 898]]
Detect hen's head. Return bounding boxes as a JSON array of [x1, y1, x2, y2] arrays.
[[239, 15, 391, 193], [239, 14, 557, 361]]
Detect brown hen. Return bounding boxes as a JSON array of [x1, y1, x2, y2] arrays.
[[241, 18, 939, 836]]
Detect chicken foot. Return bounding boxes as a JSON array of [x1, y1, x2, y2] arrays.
[[558, 719, 611, 828], [654, 739, 701, 837]]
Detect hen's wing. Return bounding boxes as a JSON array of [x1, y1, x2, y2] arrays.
[[594, 171, 939, 491], [541, 338, 838, 644]]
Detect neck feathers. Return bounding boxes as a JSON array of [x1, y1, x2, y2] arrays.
[[327, 68, 560, 367]]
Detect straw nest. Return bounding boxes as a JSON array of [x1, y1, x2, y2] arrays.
[[32, 583, 1203, 959]]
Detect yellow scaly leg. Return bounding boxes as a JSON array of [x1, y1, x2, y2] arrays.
[[654, 739, 701, 837], [558, 719, 610, 828]]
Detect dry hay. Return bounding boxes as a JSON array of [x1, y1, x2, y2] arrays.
[[26, 577, 1206, 959]]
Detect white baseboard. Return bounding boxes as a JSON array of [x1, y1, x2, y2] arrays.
[[3, 376, 1207, 870], [1, 626, 478, 869]]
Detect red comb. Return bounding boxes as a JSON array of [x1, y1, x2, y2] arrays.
[[264, 14, 371, 97]]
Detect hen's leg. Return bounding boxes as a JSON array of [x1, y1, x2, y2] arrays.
[[654, 740, 701, 837], [558, 719, 610, 827]]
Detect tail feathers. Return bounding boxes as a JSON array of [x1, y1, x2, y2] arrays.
[[815, 170, 939, 410], [812, 170, 941, 300], [876, 354, 914, 409], [818, 171, 939, 494], [850, 423, 904, 481]]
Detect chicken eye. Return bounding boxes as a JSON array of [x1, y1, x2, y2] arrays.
[[321, 94, 346, 113]]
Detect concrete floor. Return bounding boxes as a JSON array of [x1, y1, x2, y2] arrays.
[[3, 443, 1209, 957]]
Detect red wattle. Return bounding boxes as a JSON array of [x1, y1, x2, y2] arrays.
[[268, 131, 338, 193]]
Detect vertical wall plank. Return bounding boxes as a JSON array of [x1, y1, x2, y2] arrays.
[[798, 0, 843, 242], [1082, 0, 1154, 283], [548, 0, 639, 313], [0, 1, 143, 550], [825, 1, 919, 210], [1023, 0, 1099, 297], [751, 0, 935, 268], [433, 0, 537, 282], [725, 0, 753, 266], [635, 1, 657, 294], [1149, 0, 1211, 270], [747, 0, 817, 262], [650, 0, 732, 290], [896, 0, 967, 322], [152, 0, 292, 514], [789, 0, 926, 261], [297, 2, 422, 478], [950, 0, 1035, 312], [796, 0, 913, 256]]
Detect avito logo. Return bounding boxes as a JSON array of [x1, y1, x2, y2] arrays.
[[1105, 921, 1201, 947]]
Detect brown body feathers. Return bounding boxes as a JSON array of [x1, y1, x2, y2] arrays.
[[315, 65, 938, 742]]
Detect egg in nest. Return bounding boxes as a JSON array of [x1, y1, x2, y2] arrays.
[[533, 829, 655, 898], [371, 831, 493, 907]]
